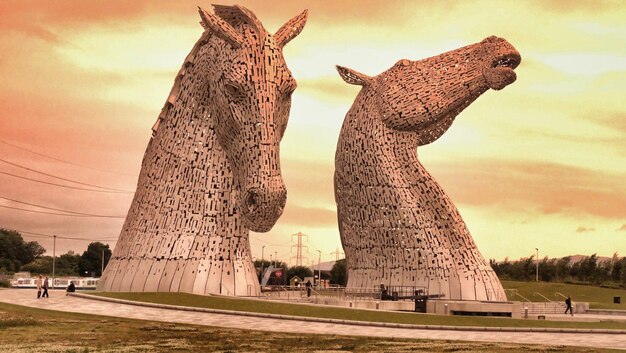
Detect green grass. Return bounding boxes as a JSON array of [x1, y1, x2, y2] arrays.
[[502, 280, 626, 310], [93, 291, 626, 330], [2, 302, 614, 353]]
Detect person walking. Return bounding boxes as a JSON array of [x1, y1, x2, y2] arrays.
[[305, 280, 312, 297], [564, 295, 573, 316], [42, 276, 49, 298], [36, 275, 42, 299]]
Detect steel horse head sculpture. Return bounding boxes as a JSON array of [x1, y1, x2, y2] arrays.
[[335, 36, 520, 301], [99, 4, 307, 296]]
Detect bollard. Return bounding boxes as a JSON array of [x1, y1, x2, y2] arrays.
[[349, 300, 353, 308], [524, 307, 528, 319], [376, 301, 380, 310], [444, 303, 448, 315]]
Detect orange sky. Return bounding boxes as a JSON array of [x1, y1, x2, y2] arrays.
[[0, 0, 624, 265]]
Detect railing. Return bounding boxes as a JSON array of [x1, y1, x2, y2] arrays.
[[220, 284, 234, 296], [262, 285, 429, 300], [261, 285, 310, 301], [505, 289, 531, 302], [555, 292, 568, 300], [533, 292, 552, 302], [308, 285, 430, 302]]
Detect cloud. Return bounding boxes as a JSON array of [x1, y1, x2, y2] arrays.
[[298, 77, 359, 103], [599, 113, 626, 135], [575, 226, 595, 233], [618, 224, 626, 232], [427, 159, 626, 219], [279, 204, 337, 228], [532, 0, 622, 13], [0, 1, 187, 30]]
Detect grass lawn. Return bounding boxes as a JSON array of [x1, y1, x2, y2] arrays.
[[93, 292, 626, 330], [502, 280, 626, 310], [0, 302, 620, 353]]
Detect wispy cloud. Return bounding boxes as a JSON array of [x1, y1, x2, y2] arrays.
[[576, 226, 595, 233], [280, 204, 337, 228], [428, 159, 626, 219], [1, 0, 625, 261]]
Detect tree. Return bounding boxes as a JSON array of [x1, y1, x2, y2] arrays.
[[330, 259, 347, 286], [21, 256, 53, 274], [555, 256, 571, 282], [538, 257, 557, 282], [0, 228, 45, 272], [610, 253, 622, 282], [253, 259, 288, 270], [78, 242, 111, 277], [286, 266, 313, 282], [56, 252, 82, 276]]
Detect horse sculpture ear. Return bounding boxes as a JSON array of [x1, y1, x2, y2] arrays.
[[336, 65, 372, 86], [274, 10, 308, 48], [198, 6, 245, 49]]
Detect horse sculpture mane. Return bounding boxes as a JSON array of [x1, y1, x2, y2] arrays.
[[335, 36, 520, 301], [98, 4, 307, 296]]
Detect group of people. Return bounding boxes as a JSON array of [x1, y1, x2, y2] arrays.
[[35, 275, 49, 298], [35, 275, 76, 298]]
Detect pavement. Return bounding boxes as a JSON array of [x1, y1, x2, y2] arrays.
[[1, 288, 625, 350]]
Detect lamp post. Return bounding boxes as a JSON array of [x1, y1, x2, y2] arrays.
[[52, 235, 56, 289], [535, 248, 539, 282], [274, 251, 277, 267], [260, 245, 266, 281], [316, 250, 321, 290]]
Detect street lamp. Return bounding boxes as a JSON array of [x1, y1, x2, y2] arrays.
[[316, 250, 321, 289], [535, 248, 539, 282], [101, 249, 105, 276], [52, 235, 56, 289], [260, 245, 266, 281]]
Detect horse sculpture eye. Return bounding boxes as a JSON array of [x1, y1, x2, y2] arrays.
[[225, 83, 244, 99]]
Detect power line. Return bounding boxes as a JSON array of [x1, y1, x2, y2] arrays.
[[0, 157, 133, 192], [9, 229, 118, 242], [0, 138, 136, 177], [0, 205, 126, 218], [249, 234, 291, 247], [0, 171, 133, 194], [330, 247, 344, 261], [0, 196, 126, 218]]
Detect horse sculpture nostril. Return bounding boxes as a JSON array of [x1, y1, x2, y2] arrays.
[[277, 193, 287, 214], [245, 191, 258, 213]]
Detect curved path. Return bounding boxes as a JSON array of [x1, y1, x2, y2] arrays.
[[1, 289, 624, 350]]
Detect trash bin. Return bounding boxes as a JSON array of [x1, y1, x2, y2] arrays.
[[414, 290, 427, 313], [615, 296, 621, 304], [392, 291, 398, 301]]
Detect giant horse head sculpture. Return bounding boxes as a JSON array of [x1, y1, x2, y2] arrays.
[[200, 5, 307, 232], [99, 5, 307, 296], [334, 37, 520, 301], [337, 36, 520, 145]]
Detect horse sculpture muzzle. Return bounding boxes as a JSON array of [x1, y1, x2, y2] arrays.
[[481, 36, 521, 90], [241, 178, 287, 232]]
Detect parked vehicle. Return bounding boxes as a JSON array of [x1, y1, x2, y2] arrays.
[[11, 277, 99, 290]]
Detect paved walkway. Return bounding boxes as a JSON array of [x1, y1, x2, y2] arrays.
[[1, 289, 625, 350]]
